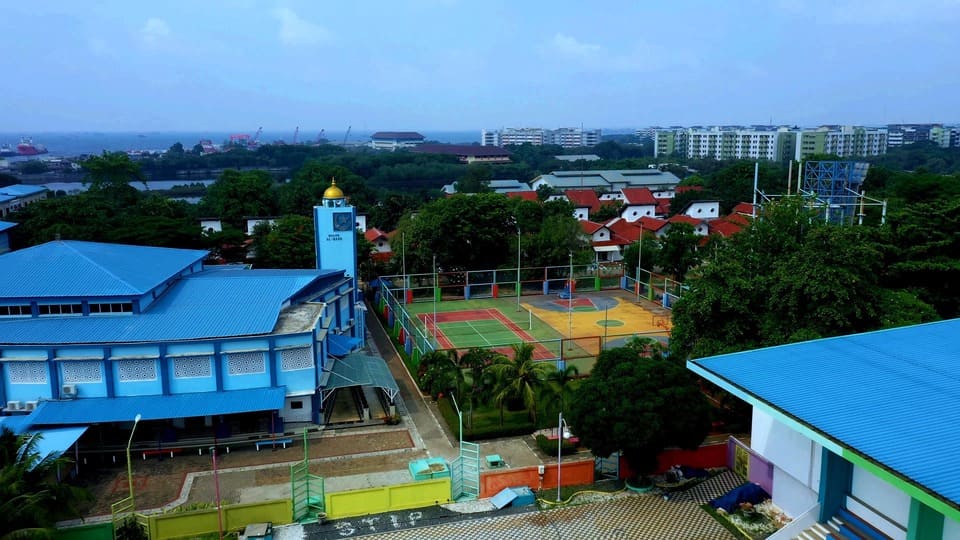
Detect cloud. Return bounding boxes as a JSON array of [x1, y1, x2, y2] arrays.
[[549, 34, 603, 58], [272, 7, 330, 46], [141, 17, 171, 47]]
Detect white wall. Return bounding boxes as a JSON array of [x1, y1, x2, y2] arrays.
[[574, 208, 589, 220], [591, 228, 610, 242], [943, 515, 960, 540], [622, 204, 657, 222], [849, 464, 909, 538], [751, 409, 820, 517], [683, 201, 720, 220], [283, 394, 313, 422]]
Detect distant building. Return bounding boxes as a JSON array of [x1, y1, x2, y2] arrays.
[[481, 127, 601, 148], [369, 132, 425, 151], [0, 184, 48, 218], [531, 169, 681, 193], [440, 179, 531, 195], [886, 123, 940, 147], [555, 154, 601, 162], [411, 144, 511, 164], [654, 126, 887, 161], [0, 221, 15, 254]]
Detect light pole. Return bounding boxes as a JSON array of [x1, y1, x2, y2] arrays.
[[556, 412, 568, 503], [516, 224, 522, 312], [636, 221, 644, 302], [126, 413, 142, 510], [210, 445, 224, 540], [567, 252, 573, 342], [432, 254, 438, 346]]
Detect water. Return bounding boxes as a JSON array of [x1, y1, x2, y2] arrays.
[[0, 130, 481, 158], [42, 179, 216, 195]]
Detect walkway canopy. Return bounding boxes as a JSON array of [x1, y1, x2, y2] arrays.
[[320, 353, 399, 404]]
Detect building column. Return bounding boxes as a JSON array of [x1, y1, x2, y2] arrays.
[[818, 448, 853, 522], [103, 348, 115, 398], [159, 345, 170, 396], [268, 342, 277, 387], [906, 499, 944, 540], [213, 343, 223, 392]]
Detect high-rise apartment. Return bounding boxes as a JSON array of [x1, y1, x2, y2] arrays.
[[480, 127, 601, 148]]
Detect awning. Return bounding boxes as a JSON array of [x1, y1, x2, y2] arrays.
[[27, 387, 286, 426], [327, 333, 361, 357], [321, 353, 399, 402], [593, 245, 621, 252], [33, 426, 88, 460]]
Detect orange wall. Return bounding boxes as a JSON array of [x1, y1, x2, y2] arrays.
[[479, 460, 594, 498]]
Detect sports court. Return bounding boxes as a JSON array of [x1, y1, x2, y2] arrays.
[[402, 290, 670, 370]]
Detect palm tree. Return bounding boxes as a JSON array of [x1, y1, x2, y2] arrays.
[[486, 343, 555, 426], [0, 428, 90, 539], [545, 363, 580, 417]]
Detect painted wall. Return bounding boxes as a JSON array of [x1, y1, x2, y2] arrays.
[[618, 441, 728, 479], [147, 499, 291, 540], [622, 204, 657, 222], [283, 394, 313, 423], [751, 408, 821, 515], [167, 356, 216, 394], [324, 478, 451, 519], [943, 515, 960, 540], [4, 361, 53, 402], [849, 464, 910, 540], [478, 460, 595, 498], [59, 360, 108, 398], [683, 201, 719, 220], [112, 359, 162, 397]]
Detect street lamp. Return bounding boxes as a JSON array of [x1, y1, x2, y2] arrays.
[[567, 252, 573, 343], [556, 412, 568, 502], [636, 220, 644, 302], [211, 445, 224, 540], [126, 414, 142, 510]]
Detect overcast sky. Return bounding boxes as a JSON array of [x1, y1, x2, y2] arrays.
[[2, 0, 958, 132]]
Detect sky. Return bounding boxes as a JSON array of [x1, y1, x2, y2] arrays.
[[2, 0, 959, 132]]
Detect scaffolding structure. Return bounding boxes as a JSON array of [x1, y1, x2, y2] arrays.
[[799, 161, 885, 225]]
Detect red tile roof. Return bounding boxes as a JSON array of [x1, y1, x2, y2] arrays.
[[656, 200, 671, 216], [637, 216, 669, 232], [580, 220, 605, 234], [606, 218, 642, 243], [565, 189, 601, 213], [505, 191, 539, 202], [726, 213, 751, 226], [364, 228, 389, 242], [371, 252, 393, 262], [621, 187, 657, 205], [731, 202, 757, 216], [675, 185, 704, 194], [668, 214, 707, 226], [709, 218, 745, 238]]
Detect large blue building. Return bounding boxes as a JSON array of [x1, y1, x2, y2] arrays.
[[0, 184, 395, 455]]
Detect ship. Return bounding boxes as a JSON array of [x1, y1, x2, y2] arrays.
[[16, 137, 49, 156], [0, 143, 17, 157]]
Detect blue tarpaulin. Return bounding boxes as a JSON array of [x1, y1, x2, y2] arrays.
[[709, 483, 770, 513]]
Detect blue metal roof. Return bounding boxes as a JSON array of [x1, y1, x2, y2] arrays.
[[328, 334, 361, 356], [0, 184, 47, 197], [690, 319, 960, 508], [28, 387, 286, 425], [0, 221, 16, 233], [0, 417, 87, 463], [0, 240, 208, 298], [0, 268, 340, 344]]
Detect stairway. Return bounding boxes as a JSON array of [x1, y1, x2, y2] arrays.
[[793, 509, 893, 540]]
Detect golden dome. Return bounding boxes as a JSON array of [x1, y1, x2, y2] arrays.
[[323, 179, 344, 199]]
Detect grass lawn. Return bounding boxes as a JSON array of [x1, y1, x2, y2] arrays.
[[437, 395, 536, 440]]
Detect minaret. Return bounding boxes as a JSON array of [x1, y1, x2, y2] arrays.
[[313, 179, 358, 282]]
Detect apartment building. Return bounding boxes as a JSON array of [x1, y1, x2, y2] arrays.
[[654, 126, 887, 161], [480, 127, 601, 148]]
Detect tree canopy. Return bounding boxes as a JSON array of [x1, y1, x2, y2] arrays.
[[566, 340, 711, 475]]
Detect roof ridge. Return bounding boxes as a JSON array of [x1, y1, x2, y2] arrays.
[[61, 241, 143, 294]]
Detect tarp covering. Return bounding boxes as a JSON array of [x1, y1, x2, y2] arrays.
[[328, 333, 361, 357], [709, 483, 770, 513]]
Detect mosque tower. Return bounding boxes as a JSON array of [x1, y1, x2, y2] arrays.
[[313, 179, 358, 287]]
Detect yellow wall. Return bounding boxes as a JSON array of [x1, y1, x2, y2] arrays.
[[324, 478, 451, 520], [146, 499, 291, 539]]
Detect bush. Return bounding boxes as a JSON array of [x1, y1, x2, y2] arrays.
[[436, 396, 534, 441], [536, 434, 578, 456]]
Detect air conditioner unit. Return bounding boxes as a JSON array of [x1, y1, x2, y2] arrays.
[[6, 400, 22, 411], [24, 401, 38, 412], [61, 384, 77, 398]]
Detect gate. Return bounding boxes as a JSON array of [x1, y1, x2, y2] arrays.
[[450, 441, 480, 501], [595, 452, 620, 480]]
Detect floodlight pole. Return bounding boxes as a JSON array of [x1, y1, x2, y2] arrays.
[[516, 224, 522, 312], [126, 413, 142, 511], [567, 252, 573, 343], [636, 221, 644, 302], [556, 412, 566, 503], [401, 232, 407, 304], [433, 254, 438, 346], [210, 445, 224, 540]]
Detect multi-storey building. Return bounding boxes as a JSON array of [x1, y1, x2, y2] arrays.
[[480, 127, 601, 148], [654, 126, 887, 161], [369, 132, 425, 151], [799, 126, 887, 160], [886, 124, 940, 147], [654, 129, 688, 158]]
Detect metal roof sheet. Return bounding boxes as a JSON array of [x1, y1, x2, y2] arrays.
[[326, 354, 399, 399], [28, 387, 286, 425], [690, 319, 960, 508], [0, 184, 47, 197], [0, 269, 340, 344], [0, 240, 208, 298], [0, 221, 16, 233]]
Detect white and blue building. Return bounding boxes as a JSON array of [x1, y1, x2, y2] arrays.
[[0, 183, 397, 456], [689, 320, 960, 540]]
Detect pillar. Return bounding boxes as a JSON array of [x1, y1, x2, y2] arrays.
[[492, 284, 499, 298], [405, 289, 413, 305], [464, 285, 471, 300], [907, 499, 944, 540], [404, 335, 413, 356], [818, 448, 853, 522], [594, 276, 601, 291], [542, 281, 550, 295]]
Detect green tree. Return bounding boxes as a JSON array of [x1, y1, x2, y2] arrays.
[[417, 350, 462, 399], [201, 169, 278, 228], [0, 428, 91, 538], [250, 215, 315, 268], [567, 341, 711, 475], [542, 364, 579, 419], [83, 151, 146, 191], [485, 343, 555, 426], [457, 164, 493, 194], [167, 142, 185, 157], [656, 222, 701, 280]]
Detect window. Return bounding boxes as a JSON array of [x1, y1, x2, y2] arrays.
[[89, 302, 133, 314], [7, 361, 48, 384], [38, 303, 83, 316], [173, 356, 212, 378], [290, 401, 304, 410], [118, 359, 157, 381], [62, 361, 102, 383], [280, 347, 313, 371], [227, 352, 266, 375], [0, 305, 31, 317]]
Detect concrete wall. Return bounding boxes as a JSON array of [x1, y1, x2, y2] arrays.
[[943, 515, 960, 540], [849, 464, 910, 540], [147, 499, 291, 540]]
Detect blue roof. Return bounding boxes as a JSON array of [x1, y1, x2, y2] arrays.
[[328, 333, 361, 356], [28, 387, 286, 425], [0, 268, 340, 344], [0, 184, 47, 197], [0, 240, 208, 299], [690, 319, 960, 508], [0, 221, 16, 233], [0, 416, 88, 463]]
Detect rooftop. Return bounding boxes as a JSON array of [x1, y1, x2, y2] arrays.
[[689, 319, 960, 513], [0, 220, 16, 233], [371, 131, 425, 140], [413, 144, 511, 157], [0, 184, 47, 197], [0, 240, 208, 299]]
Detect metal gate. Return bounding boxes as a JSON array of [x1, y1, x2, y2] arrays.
[[595, 452, 620, 480], [451, 441, 480, 501]]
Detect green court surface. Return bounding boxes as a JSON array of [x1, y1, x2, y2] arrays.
[[437, 319, 519, 348], [404, 297, 564, 343]]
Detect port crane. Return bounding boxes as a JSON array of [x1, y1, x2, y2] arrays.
[[343, 126, 351, 145], [293, 126, 299, 145]]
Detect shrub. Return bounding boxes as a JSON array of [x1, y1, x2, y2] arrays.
[[536, 434, 578, 456]]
